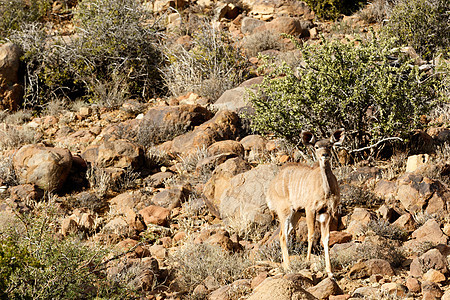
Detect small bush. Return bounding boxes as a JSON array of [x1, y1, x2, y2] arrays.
[[163, 20, 249, 101], [0, 201, 125, 299], [340, 184, 383, 213], [304, 0, 367, 20], [10, 0, 164, 109], [382, 0, 449, 59], [357, 0, 394, 24], [0, 0, 52, 41], [332, 237, 405, 270], [169, 243, 252, 293], [363, 219, 408, 241], [248, 37, 442, 150], [243, 31, 285, 57]]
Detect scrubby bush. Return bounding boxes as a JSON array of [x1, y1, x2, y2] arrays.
[[357, 0, 394, 24], [382, 0, 449, 59], [169, 243, 252, 293], [305, 0, 367, 20], [0, 201, 126, 299], [243, 30, 286, 57], [163, 20, 249, 101], [248, 37, 442, 150], [10, 0, 164, 109], [0, 0, 52, 41]]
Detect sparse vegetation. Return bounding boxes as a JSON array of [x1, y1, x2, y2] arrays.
[[9, 0, 164, 109], [0, 0, 449, 298], [304, 0, 367, 20], [163, 20, 249, 101], [242, 31, 285, 57], [169, 243, 253, 293], [0, 200, 126, 299], [382, 0, 449, 59]]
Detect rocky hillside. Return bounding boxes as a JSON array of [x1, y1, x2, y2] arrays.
[[0, 0, 449, 299]]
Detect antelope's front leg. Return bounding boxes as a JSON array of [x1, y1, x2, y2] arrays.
[[319, 212, 333, 277], [305, 210, 315, 261]]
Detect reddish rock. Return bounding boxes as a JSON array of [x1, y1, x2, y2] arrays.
[[83, 139, 144, 170], [138, 205, 170, 226], [61, 217, 78, 237], [411, 219, 447, 245], [171, 110, 240, 155], [423, 269, 446, 283], [0, 43, 23, 111], [406, 276, 421, 293], [392, 213, 416, 232], [9, 184, 44, 202], [203, 157, 251, 208], [219, 164, 278, 230], [207, 140, 244, 157], [151, 186, 189, 210], [306, 277, 343, 299], [349, 259, 394, 279], [329, 231, 352, 246], [410, 249, 449, 277]]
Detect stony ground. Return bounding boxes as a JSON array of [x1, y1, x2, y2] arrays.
[[0, 0, 450, 299]]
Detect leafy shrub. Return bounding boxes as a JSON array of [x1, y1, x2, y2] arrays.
[[10, 0, 164, 109], [0, 0, 52, 41], [304, 0, 366, 20], [163, 20, 249, 101], [382, 0, 449, 59], [248, 37, 442, 149], [0, 202, 125, 299]]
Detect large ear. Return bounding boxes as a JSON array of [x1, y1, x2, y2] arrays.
[[301, 131, 315, 145], [330, 128, 345, 145]]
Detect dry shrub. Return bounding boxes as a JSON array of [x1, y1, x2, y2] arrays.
[[357, 0, 394, 24], [163, 19, 248, 102], [340, 184, 383, 214], [0, 156, 17, 187], [242, 30, 285, 57], [0, 125, 37, 151], [332, 237, 405, 271], [362, 219, 408, 241], [169, 243, 253, 293]]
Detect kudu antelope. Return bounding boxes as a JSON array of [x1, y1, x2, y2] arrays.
[[266, 129, 345, 277]]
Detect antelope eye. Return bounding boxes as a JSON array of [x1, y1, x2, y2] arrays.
[[315, 145, 319, 149]]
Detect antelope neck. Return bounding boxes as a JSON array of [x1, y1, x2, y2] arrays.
[[319, 161, 333, 197]]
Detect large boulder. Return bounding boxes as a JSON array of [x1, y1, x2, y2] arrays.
[[212, 87, 254, 112], [219, 164, 278, 230], [396, 174, 450, 214], [170, 110, 240, 155], [13, 144, 73, 192], [82, 139, 144, 170], [246, 0, 314, 21], [203, 157, 251, 209], [143, 104, 213, 130], [0, 43, 23, 111]]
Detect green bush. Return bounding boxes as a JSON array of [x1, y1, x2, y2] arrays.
[[10, 0, 164, 109], [163, 20, 249, 101], [0, 203, 126, 299], [0, 0, 52, 41], [248, 37, 442, 149], [382, 0, 449, 59], [305, 0, 366, 20]]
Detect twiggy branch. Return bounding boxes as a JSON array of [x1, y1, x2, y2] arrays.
[[349, 137, 404, 153]]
